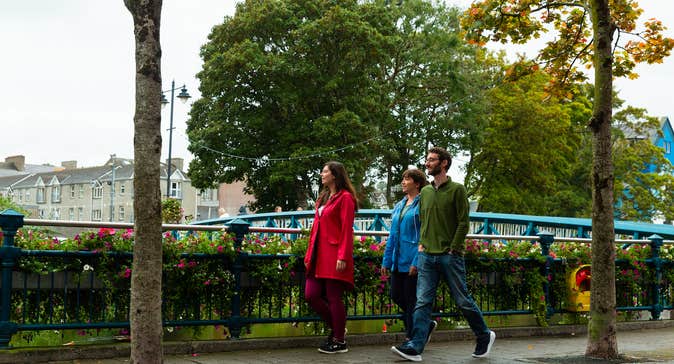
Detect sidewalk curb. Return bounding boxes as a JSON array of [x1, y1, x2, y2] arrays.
[[0, 320, 672, 363]]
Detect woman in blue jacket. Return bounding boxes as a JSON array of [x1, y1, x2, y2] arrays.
[[382, 168, 429, 341]]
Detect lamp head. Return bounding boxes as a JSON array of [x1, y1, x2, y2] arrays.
[[177, 85, 191, 103]]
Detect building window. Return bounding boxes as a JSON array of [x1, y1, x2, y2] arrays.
[[78, 184, 84, 199], [78, 207, 84, 221], [120, 184, 126, 194], [93, 185, 103, 199], [665, 141, 671, 154], [18, 190, 23, 202], [70, 185, 76, 198], [119, 206, 125, 221], [51, 208, 60, 220], [170, 182, 182, 198], [37, 187, 45, 203], [68, 208, 75, 221], [200, 189, 215, 201], [39, 209, 46, 219], [92, 209, 102, 221], [25, 191, 31, 202], [51, 185, 61, 203]]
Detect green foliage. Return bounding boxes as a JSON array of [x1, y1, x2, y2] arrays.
[[466, 70, 580, 214], [371, 0, 496, 205], [188, 0, 393, 210], [187, 0, 496, 210], [11, 227, 673, 336], [612, 108, 674, 221], [162, 198, 183, 223], [0, 196, 28, 215]]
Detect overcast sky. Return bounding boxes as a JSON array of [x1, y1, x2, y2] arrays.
[[2, 1, 673, 183]]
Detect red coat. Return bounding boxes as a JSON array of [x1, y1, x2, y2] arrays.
[[304, 190, 356, 288]]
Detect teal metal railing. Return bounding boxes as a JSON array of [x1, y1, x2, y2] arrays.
[[0, 209, 672, 348]]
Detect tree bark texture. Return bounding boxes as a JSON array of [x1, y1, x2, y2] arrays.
[[123, 1, 164, 363], [586, 0, 618, 359]]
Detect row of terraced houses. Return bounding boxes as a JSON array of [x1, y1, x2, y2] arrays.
[[0, 155, 254, 223]]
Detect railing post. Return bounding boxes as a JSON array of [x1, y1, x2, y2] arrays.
[[537, 231, 555, 318], [648, 234, 663, 320], [0, 209, 24, 348], [228, 218, 250, 339]]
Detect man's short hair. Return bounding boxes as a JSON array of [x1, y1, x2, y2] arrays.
[[428, 146, 452, 170]]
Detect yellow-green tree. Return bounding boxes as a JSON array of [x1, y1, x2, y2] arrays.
[[462, 0, 673, 359]]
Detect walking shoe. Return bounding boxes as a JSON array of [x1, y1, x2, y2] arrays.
[[472, 330, 496, 358], [426, 319, 437, 344], [325, 327, 347, 345], [318, 339, 348, 354], [391, 345, 422, 362]]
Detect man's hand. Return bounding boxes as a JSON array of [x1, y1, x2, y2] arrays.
[[408, 266, 418, 276]]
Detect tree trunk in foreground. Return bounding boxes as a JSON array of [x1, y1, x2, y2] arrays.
[[586, 0, 618, 358], [123, 0, 164, 363]]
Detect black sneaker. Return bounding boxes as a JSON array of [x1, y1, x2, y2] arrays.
[[318, 339, 348, 354], [426, 320, 438, 344], [391, 345, 422, 362], [472, 330, 496, 358]]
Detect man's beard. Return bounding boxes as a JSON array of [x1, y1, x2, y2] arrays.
[[427, 164, 442, 176]]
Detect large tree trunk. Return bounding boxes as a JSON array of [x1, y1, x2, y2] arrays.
[[123, 0, 164, 363], [586, 0, 618, 359]]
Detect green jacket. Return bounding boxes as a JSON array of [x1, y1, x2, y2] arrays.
[[418, 178, 470, 255]]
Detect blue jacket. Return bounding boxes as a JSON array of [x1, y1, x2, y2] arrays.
[[382, 195, 421, 273]]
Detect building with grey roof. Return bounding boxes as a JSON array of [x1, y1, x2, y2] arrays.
[[1, 155, 219, 223]]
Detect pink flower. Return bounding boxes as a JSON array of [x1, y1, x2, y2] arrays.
[[217, 246, 224, 253], [122, 229, 133, 239]]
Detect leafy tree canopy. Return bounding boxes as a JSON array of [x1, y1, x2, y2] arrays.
[[0, 196, 28, 216], [187, 0, 493, 210], [187, 0, 397, 211], [465, 68, 580, 215], [462, 0, 674, 88]]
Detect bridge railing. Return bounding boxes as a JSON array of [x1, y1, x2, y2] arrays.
[[0, 209, 672, 349], [197, 210, 674, 240]]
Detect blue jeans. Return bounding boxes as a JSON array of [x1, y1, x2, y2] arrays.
[[405, 252, 489, 353]]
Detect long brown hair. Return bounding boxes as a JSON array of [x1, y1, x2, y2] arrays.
[[316, 161, 358, 210]]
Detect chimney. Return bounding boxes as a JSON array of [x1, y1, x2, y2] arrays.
[[61, 160, 77, 169], [168, 158, 184, 171], [5, 155, 25, 172]]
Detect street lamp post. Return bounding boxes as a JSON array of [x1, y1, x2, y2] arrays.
[[109, 154, 116, 222], [161, 80, 191, 198]]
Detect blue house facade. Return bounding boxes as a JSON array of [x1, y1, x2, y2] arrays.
[[654, 116, 673, 168]]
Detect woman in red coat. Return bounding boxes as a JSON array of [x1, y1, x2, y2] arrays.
[[304, 161, 357, 354]]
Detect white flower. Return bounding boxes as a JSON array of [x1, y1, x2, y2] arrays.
[[83, 264, 93, 271]]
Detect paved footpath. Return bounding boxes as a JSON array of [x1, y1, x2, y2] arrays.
[[46, 325, 674, 364]]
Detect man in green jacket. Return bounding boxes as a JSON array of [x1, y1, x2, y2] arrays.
[[391, 147, 495, 362]]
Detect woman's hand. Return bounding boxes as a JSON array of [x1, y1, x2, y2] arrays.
[[336, 259, 346, 272]]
